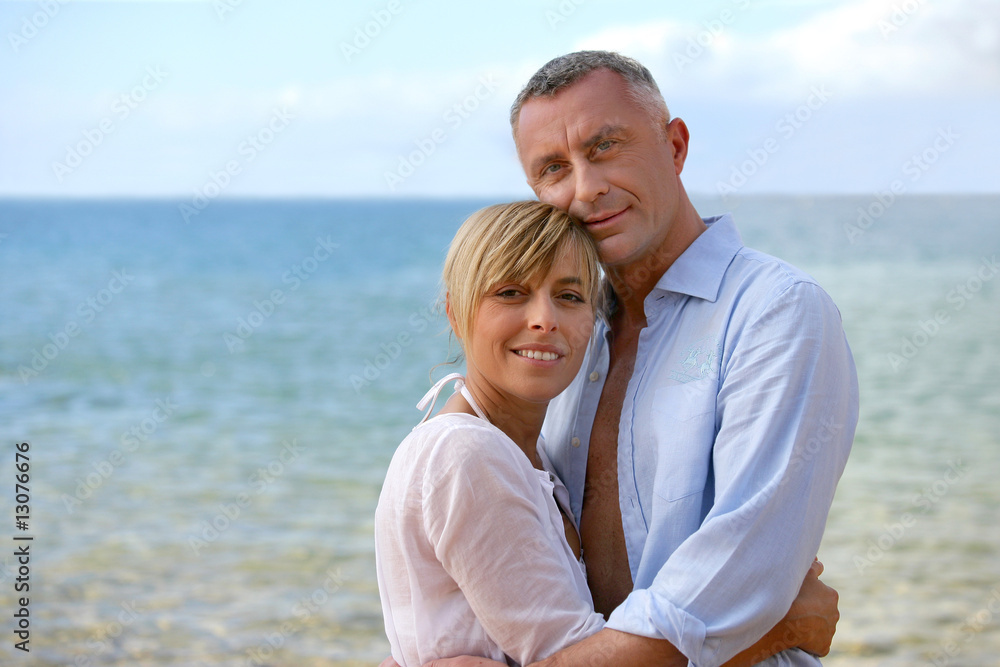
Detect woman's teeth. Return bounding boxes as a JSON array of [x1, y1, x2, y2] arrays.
[[516, 350, 558, 361]]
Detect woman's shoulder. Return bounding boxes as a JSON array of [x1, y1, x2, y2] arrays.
[[393, 413, 533, 485], [407, 413, 514, 457]]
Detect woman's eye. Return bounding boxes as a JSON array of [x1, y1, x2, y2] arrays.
[[560, 292, 585, 303]]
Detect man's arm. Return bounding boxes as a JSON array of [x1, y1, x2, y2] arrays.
[[532, 559, 838, 667], [605, 281, 858, 664]]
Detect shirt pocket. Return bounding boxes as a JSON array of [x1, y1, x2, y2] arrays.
[[649, 383, 716, 502]]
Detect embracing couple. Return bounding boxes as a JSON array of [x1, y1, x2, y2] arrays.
[[375, 51, 859, 667]]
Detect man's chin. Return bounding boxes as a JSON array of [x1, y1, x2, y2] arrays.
[[594, 235, 636, 268]]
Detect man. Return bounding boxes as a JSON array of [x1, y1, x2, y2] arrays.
[[409, 50, 858, 666]]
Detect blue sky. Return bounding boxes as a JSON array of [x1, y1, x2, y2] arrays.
[[1, 0, 997, 198]]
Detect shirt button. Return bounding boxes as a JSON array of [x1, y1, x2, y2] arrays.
[[589, 371, 600, 382], [571, 437, 581, 448]]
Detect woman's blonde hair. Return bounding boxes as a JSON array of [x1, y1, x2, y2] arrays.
[[443, 200, 603, 344]]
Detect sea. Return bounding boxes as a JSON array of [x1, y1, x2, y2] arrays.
[[0, 195, 998, 666]]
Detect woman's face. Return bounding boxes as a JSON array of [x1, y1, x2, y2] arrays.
[[461, 244, 595, 407]]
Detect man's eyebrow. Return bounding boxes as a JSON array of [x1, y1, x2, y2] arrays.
[[583, 124, 626, 150], [530, 151, 564, 175]]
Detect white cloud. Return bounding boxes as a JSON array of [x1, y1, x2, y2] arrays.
[[574, 0, 1000, 102]]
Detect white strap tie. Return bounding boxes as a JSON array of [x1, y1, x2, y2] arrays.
[[416, 372, 489, 423]]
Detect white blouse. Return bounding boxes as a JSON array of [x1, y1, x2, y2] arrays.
[[375, 375, 605, 666]]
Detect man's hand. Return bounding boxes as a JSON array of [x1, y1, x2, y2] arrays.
[[724, 558, 840, 666], [784, 559, 840, 657]]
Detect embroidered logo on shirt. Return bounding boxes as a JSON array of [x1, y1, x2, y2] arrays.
[[669, 335, 721, 384]]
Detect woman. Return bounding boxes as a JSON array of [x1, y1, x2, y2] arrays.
[[375, 201, 832, 666]]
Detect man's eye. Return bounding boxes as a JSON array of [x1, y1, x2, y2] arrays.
[[543, 163, 562, 175], [596, 139, 613, 151]]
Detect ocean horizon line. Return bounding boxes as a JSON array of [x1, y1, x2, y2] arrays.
[[2, 191, 999, 203]]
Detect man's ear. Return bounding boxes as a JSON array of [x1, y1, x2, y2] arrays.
[[445, 292, 461, 340], [666, 117, 690, 175]]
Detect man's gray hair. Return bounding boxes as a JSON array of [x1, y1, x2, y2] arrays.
[[509, 50, 670, 137]]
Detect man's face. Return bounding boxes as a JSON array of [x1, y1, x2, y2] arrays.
[[515, 69, 688, 270]]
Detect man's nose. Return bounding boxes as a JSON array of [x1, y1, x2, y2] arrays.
[[573, 162, 609, 205]]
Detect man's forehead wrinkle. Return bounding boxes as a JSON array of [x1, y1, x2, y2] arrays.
[[523, 117, 570, 173], [561, 114, 596, 150]]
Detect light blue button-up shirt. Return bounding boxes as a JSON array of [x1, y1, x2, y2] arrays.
[[541, 214, 859, 666]]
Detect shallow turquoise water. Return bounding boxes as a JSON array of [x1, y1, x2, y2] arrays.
[[0, 195, 997, 665]]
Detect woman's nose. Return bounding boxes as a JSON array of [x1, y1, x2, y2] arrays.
[[527, 295, 558, 332]]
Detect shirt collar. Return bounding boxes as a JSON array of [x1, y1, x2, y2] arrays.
[[650, 213, 743, 303]]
